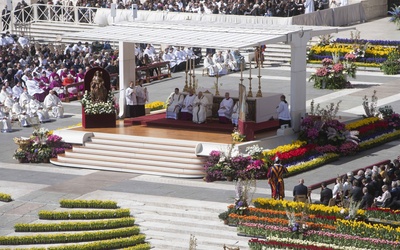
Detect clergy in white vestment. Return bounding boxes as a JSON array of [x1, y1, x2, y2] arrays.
[[28, 99, 48, 123], [43, 90, 64, 118], [0, 86, 8, 103], [212, 51, 228, 76], [304, 0, 314, 14], [224, 50, 239, 71], [192, 91, 209, 124], [166, 88, 184, 120], [19, 89, 33, 109], [203, 53, 218, 77], [12, 102, 31, 127], [180, 89, 196, 121], [0, 111, 12, 133], [25, 74, 45, 99], [12, 82, 24, 100], [162, 48, 178, 73], [218, 92, 234, 124], [3, 94, 15, 112], [125, 81, 137, 118]]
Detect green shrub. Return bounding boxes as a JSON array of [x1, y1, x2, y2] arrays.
[[0, 193, 12, 202], [381, 50, 400, 75], [59, 199, 118, 209], [0, 226, 140, 245], [1, 235, 149, 250], [15, 217, 135, 232], [38, 208, 131, 220]]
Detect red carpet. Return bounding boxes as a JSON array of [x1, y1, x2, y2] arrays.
[[124, 112, 280, 134]]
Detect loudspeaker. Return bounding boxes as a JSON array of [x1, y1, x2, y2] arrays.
[[111, 3, 117, 18], [132, 4, 138, 19]]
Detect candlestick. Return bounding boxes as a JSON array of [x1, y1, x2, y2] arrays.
[[192, 58, 195, 77], [256, 67, 262, 97], [186, 56, 189, 72], [248, 60, 253, 97], [183, 56, 189, 92]]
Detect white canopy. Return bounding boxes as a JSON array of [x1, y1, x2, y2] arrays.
[[63, 20, 346, 50]]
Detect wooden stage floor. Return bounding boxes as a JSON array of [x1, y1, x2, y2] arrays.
[[71, 120, 277, 144]]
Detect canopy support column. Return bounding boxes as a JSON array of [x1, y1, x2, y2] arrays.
[[118, 41, 136, 118], [290, 30, 311, 132]]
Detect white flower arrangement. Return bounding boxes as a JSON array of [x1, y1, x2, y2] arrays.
[[245, 145, 264, 157], [81, 90, 115, 115]]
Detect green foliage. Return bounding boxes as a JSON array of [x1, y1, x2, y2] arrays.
[[14, 217, 135, 232], [1, 235, 149, 250], [38, 208, 131, 220], [0, 193, 12, 202], [59, 199, 118, 209], [380, 50, 400, 75], [0, 226, 140, 245]]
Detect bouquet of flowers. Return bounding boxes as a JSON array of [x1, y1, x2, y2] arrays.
[[81, 90, 116, 115]]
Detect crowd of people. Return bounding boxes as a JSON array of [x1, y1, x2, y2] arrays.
[[292, 159, 400, 210], [0, 28, 123, 132], [0, 0, 350, 31], [73, 0, 343, 17]]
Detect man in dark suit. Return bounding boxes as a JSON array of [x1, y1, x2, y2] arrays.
[[293, 179, 308, 198], [359, 187, 374, 209], [320, 182, 333, 206], [349, 179, 364, 202]]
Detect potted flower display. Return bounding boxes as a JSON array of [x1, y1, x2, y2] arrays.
[[309, 55, 357, 89]]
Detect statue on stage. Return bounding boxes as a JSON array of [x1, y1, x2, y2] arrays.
[[90, 70, 108, 103]]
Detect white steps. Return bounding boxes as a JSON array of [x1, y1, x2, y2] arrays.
[[51, 132, 208, 178], [132, 201, 249, 249]]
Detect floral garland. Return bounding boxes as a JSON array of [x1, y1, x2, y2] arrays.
[[81, 90, 115, 115]]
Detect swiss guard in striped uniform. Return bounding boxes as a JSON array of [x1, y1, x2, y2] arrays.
[[267, 157, 288, 200]]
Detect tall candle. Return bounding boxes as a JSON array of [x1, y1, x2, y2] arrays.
[[192, 58, 195, 77], [249, 60, 251, 78], [186, 56, 188, 72]]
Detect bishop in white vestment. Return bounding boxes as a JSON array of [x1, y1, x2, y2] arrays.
[[166, 88, 184, 120], [192, 91, 209, 124]]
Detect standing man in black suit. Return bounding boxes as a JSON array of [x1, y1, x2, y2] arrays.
[[320, 182, 333, 206], [293, 179, 308, 200]]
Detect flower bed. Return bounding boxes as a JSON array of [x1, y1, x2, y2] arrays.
[[219, 198, 400, 249], [308, 38, 400, 66]]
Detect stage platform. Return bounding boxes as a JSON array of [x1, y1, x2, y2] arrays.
[[123, 112, 280, 134]]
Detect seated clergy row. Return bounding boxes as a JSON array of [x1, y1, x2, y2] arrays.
[[203, 50, 245, 77], [166, 89, 243, 126], [0, 90, 64, 132]]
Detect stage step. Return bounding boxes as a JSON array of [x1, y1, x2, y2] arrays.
[[51, 132, 208, 178], [130, 197, 249, 249]]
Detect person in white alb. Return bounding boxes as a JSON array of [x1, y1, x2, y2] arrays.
[[218, 92, 234, 124], [192, 91, 209, 124], [125, 81, 137, 118], [224, 50, 239, 72], [0, 110, 12, 133], [180, 89, 196, 121], [43, 90, 64, 118], [12, 81, 24, 100], [276, 95, 291, 128], [166, 88, 184, 120], [203, 53, 218, 77], [12, 102, 31, 127], [212, 51, 228, 76], [18, 32, 29, 48]]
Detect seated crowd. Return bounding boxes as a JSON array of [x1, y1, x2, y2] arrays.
[[0, 29, 122, 131], [293, 160, 400, 210], [74, 0, 337, 17]]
